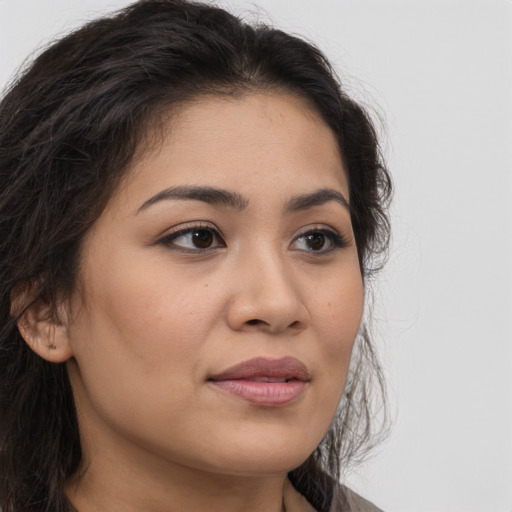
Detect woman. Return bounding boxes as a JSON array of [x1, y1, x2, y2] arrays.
[[0, 1, 392, 511]]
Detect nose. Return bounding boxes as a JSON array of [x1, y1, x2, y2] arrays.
[[226, 251, 310, 334]]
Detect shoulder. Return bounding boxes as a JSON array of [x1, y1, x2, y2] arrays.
[[335, 485, 384, 512], [288, 473, 385, 512]]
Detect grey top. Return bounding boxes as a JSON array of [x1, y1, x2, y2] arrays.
[[342, 487, 384, 512], [292, 478, 384, 512]]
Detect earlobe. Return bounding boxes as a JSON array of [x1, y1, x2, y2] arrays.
[[11, 283, 73, 363]]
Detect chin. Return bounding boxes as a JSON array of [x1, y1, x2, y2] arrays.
[[195, 432, 318, 477]]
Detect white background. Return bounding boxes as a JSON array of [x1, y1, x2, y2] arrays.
[[1, 1, 511, 511]]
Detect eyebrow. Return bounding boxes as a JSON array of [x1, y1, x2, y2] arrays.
[[137, 185, 249, 213], [137, 185, 350, 215], [284, 188, 350, 214]]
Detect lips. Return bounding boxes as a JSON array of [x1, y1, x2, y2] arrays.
[[208, 357, 310, 406]]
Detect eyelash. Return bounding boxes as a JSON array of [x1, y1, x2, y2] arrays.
[[291, 226, 349, 254], [157, 222, 225, 253], [156, 223, 349, 255]]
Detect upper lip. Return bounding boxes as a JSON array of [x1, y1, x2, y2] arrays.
[[209, 357, 311, 382]]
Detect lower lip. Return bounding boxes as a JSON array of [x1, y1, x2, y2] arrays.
[[209, 379, 307, 406]]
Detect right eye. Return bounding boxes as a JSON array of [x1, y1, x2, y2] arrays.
[[158, 225, 225, 252]]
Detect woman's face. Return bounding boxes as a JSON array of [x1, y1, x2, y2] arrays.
[[65, 92, 364, 476]]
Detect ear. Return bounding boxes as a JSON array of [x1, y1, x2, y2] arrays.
[[10, 282, 73, 363]]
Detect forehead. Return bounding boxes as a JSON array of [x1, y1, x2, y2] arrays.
[[118, 92, 348, 209]]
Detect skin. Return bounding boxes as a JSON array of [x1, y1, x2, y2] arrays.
[[19, 92, 364, 511]]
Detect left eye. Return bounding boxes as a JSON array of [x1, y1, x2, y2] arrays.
[[291, 230, 344, 253], [161, 227, 225, 251]]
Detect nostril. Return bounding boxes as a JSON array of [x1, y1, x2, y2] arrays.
[[244, 318, 302, 331], [246, 319, 269, 326]]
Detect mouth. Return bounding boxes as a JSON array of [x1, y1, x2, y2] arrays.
[[208, 357, 310, 407]]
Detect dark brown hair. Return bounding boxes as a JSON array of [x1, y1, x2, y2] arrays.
[[0, 1, 392, 510]]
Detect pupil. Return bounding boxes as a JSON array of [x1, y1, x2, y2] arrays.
[[192, 229, 213, 248], [307, 233, 325, 250]]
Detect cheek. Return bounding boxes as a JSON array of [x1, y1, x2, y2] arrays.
[[312, 268, 364, 395], [326, 281, 363, 353], [75, 255, 223, 367], [67, 259, 225, 442], [315, 262, 363, 340]]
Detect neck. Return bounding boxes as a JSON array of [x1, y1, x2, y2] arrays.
[[64, 442, 290, 512]]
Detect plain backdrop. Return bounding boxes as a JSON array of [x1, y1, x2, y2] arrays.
[[1, 1, 511, 511]]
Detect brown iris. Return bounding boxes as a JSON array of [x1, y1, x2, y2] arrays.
[[304, 232, 326, 251], [192, 229, 214, 248]]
